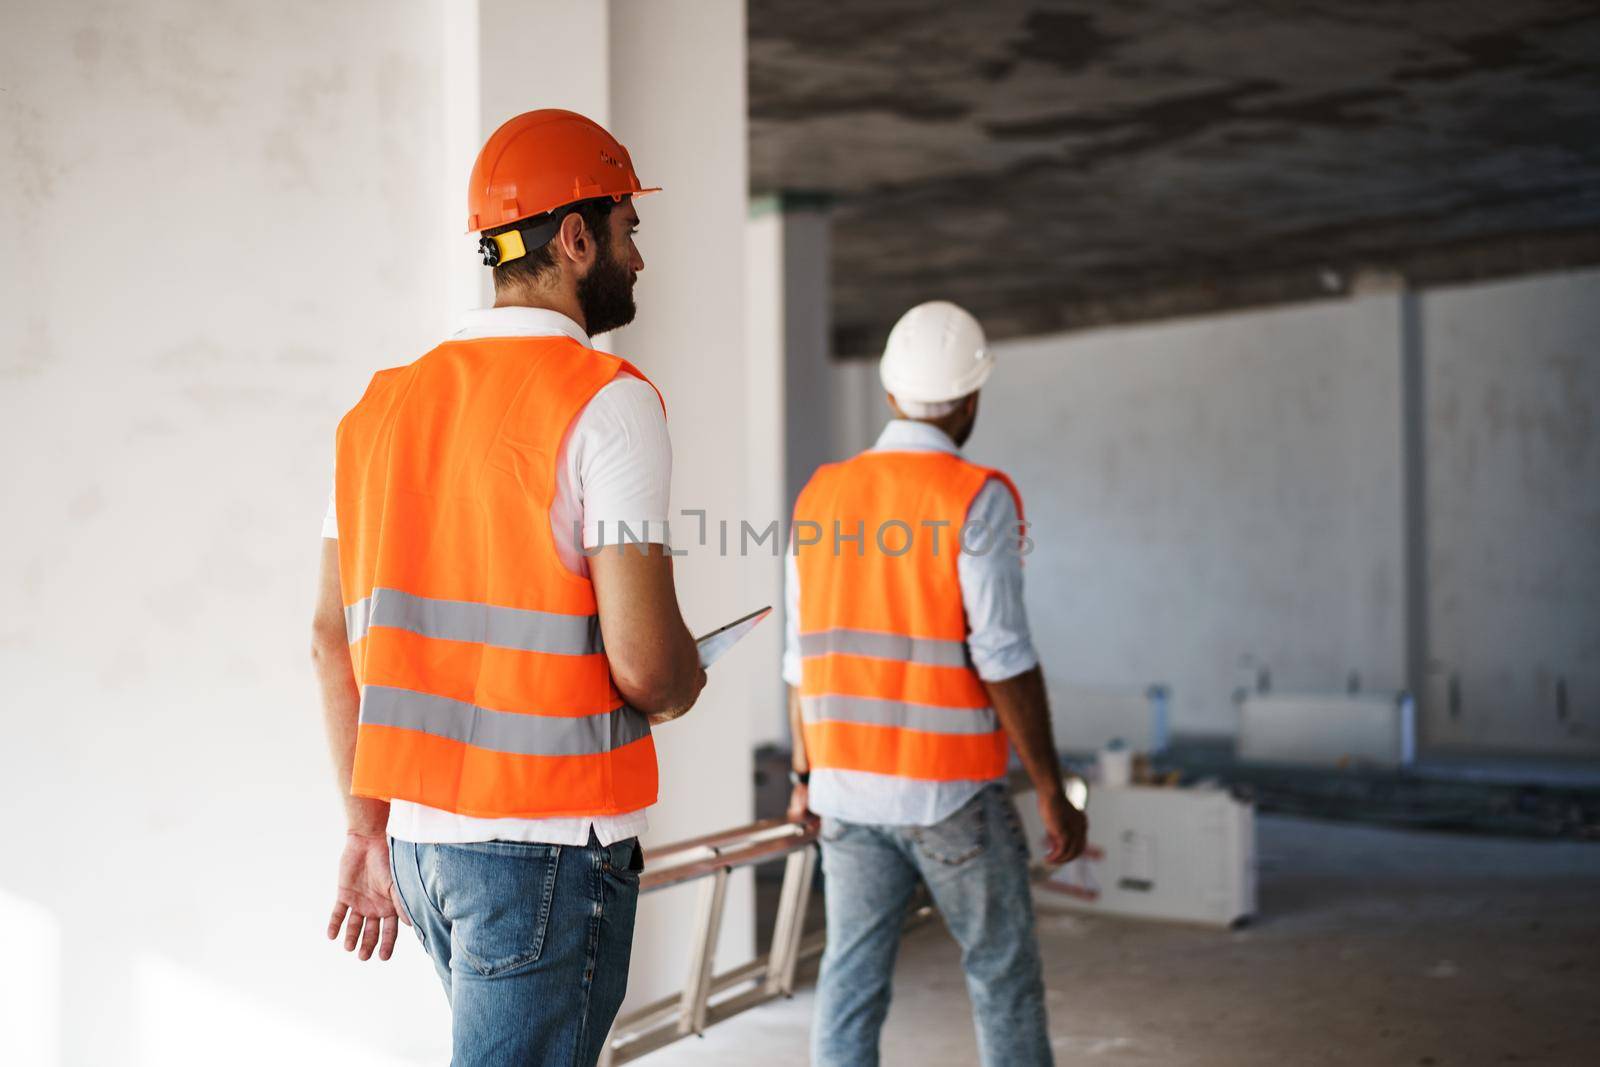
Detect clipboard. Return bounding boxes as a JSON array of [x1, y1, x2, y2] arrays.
[[696, 606, 772, 668]]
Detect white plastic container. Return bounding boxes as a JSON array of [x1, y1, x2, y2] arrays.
[[1017, 784, 1257, 928], [1097, 745, 1133, 788]]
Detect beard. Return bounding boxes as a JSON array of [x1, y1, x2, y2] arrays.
[[577, 238, 637, 336]]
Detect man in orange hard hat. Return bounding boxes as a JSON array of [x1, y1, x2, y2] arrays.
[[786, 301, 1087, 1066], [311, 109, 705, 1065]]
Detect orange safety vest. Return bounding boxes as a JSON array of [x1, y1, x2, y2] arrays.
[[334, 335, 661, 820], [793, 450, 1023, 783]]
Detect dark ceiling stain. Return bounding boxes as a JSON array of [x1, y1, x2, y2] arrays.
[[1008, 9, 1124, 73], [1395, 11, 1594, 83], [985, 80, 1280, 141], [977, 56, 1019, 82], [1242, 86, 1406, 131]]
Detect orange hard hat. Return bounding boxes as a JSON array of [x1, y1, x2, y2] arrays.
[[466, 109, 659, 235]]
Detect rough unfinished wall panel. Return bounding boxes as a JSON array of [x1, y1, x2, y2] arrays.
[[1422, 269, 1600, 755]]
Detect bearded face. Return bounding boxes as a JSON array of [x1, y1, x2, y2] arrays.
[[576, 219, 637, 336]]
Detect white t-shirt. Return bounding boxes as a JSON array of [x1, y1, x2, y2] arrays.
[[325, 306, 671, 845]]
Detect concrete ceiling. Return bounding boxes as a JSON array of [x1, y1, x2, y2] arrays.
[[748, 0, 1600, 353]]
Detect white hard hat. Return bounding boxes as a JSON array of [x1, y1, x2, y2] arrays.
[[879, 301, 993, 405]]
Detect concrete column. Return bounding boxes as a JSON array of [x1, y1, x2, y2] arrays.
[[608, 0, 758, 1004], [1399, 286, 1431, 736], [744, 204, 791, 745], [755, 197, 835, 514], [746, 195, 835, 743], [1346, 271, 1415, 705]]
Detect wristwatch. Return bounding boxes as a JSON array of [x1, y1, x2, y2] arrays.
[[788, 769, 810, 787]]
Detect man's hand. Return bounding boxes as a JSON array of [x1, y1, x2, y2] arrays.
[[983, 667, 1085, 863], [786, 780, 819, 832], [326, 831, 410, 961], [1038, 789, 1088, 865]]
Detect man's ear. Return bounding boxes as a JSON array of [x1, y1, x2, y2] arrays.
[[556, 211, 594, 269]]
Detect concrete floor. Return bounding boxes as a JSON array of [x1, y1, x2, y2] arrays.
[[643, 814, 1600, 1066]]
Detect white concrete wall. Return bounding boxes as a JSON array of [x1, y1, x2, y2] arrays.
[[1421, 269, 1600, 755], [0, 0, 760, 1061], [0, 2, 455, 1063], [975, 296, 1411, 741]]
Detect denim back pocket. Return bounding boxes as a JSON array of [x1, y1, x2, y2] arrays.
[[909, 790, 989, 867], [433, 841, 561, 977]]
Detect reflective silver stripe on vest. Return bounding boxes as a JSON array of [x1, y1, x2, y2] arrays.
[[798, 628, 968, 668], [801, 695, 998, 736], [360, 685, 649, 757], [345, 587, 602, 656]]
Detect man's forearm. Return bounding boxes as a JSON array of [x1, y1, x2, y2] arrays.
[[787, 685, 809, 773], [983, 665, 1064, 796], [590, 545, 704, 718], [311, 631, 388, 835]]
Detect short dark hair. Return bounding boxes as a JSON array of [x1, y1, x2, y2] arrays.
[[487, 197, 617, 292]]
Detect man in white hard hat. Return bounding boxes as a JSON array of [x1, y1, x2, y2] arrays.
[[785, 300, 1086, 1066]]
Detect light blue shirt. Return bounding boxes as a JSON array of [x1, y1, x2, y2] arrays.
[[784, 420, 1040, 826]]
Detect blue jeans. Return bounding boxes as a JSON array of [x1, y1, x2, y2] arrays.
[[389, 834, 642, 1066], [813, 783, 1053, 1067]]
